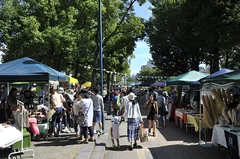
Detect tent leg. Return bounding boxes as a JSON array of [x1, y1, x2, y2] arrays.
[[8, 148, 35, 159], [48, 82, 50, 109]]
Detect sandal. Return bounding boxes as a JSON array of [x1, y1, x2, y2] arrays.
[[88, 138, 95, 142], [81, 140, 88, 144]]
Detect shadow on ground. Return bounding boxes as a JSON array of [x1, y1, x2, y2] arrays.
[[148, 144, 228, 159], [106, 145, 143, 151]]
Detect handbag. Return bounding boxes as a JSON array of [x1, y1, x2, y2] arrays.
[[139, 123, 148, 142], [78, 100, 92, 126]]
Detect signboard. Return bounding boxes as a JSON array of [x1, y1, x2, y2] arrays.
[[224, 130, 239, 159]]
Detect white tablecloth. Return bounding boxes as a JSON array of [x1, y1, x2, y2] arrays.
[[0, 125, 22, 148], [175, 109, 183, 119], [211, 124, 240, 156]]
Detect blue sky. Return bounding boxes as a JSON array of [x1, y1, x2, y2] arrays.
[[130, 1, 152, 75]]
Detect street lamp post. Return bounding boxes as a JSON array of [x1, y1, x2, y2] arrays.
[[98, 0, 104, 133]]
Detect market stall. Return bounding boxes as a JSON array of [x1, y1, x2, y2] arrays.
[[167, 70, 209, 128], [0, 57, 69, 158], [200, 70, 240, 157]]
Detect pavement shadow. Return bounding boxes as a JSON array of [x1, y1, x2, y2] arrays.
[[106, 145, 143, 151], [120, 135, 128, 138], [156, 120, 212, 143], [148, 144, 228, 159], [33, 134, 80, 147]]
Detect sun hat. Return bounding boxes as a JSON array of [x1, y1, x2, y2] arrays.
[[112, 116, 120, 124], [58, 87, 64, 94], [128, 92, 136, 101], [162, 91, 168, 96]]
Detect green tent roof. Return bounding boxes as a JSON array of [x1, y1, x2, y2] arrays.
[[167, 70, 209, 85], [200, 70, 240, 84]]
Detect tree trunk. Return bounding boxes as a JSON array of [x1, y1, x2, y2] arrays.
[[210, 48, 220, 73], [107, 73, 110, 94], [225, 51, 229, 68], [111, 73, 114, 91]]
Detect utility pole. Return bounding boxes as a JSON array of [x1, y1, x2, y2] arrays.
[[98, 0, 104, 133]]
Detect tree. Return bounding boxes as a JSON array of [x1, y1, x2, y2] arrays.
[[0, 0, 146, 88], [147, 0, 240, 74]]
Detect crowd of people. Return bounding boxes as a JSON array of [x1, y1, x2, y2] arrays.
[[0, 83, 176, 151]]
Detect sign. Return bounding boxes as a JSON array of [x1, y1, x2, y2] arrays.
[[224, 130, 239, 159]]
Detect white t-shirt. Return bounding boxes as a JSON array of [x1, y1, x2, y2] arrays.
[[80, 98, 93, 127], [73, 99, 81, 115]]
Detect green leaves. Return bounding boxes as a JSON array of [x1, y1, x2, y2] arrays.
[[147, 0, 240, 75], [0, 0, 146, 85]]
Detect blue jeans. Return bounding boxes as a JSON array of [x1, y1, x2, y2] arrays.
[[82, 126, 94, 139], [158, 115, 165, 126], [73, 115, 79, 133], [52, 107, 63, 135]]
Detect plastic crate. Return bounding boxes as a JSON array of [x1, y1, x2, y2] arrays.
[[12, 128, 31, 150]]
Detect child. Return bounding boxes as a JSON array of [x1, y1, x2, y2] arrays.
[[110, 116, 121, 148]]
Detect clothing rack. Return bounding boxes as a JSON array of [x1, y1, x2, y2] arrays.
[[8, 100, 34, 159]]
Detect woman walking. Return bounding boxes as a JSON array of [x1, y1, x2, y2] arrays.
[[145, 94, 158, 137], [73, 91, 82, 139], [50, 87, 66, 137], [122, 92, 143, 150], [78, 89, 94, 143]]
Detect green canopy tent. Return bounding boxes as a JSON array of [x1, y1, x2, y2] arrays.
[[167, 70, 209, 85]]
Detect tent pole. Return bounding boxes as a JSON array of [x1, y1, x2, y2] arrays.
[[7, 82, 10, 95], [48, 82, 50, 108], [199, 87, 202, 142], [199, 83, 212, 147]]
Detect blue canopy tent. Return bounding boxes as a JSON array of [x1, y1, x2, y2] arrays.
[[0, 57, 68, 82], [200, 68, 233, 84]]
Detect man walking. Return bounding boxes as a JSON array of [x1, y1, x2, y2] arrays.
[[92, 87, 104, 134]]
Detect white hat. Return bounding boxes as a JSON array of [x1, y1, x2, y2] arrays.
[[112, 116, 120, 124], [58, 87, 64, 94], [162, 91, 168, 96], [128, 92, 136, 101]]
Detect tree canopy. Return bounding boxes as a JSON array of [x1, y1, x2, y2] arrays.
[[0, 0, 146, 84], [147, 0, 240, 75]]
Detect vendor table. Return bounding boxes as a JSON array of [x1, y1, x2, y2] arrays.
[[186, 114, 202, 132], [175, 108, 203, 132], [0, 125, 22, 148], [212, 124, 240, 158]]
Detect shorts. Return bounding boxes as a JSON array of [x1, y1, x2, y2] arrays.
[[93, 111, 102, 123]]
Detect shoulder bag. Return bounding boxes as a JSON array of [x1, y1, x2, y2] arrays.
[[78, 100, 92, 127]]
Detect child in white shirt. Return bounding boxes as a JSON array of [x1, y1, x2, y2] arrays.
[[110, 116, 121, 148]]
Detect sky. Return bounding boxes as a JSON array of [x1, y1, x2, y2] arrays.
[[130, 1, 152, 75]]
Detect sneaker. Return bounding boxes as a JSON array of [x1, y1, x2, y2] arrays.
[[63, 127, 70, 133], [112, 144, 116, 148]]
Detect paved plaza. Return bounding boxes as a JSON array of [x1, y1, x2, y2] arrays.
[[0, 102, 229, 159]]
